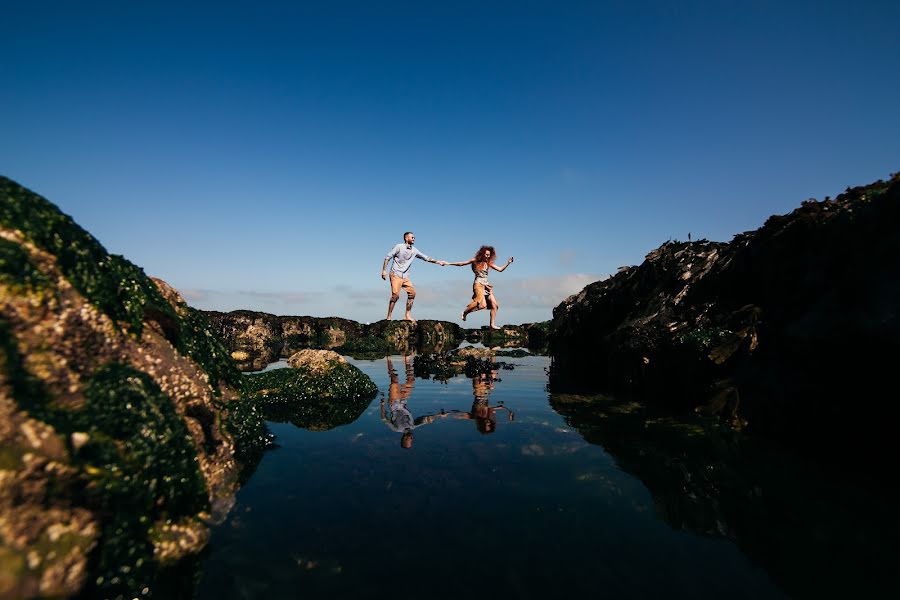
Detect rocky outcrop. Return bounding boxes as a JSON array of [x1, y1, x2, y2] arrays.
[[204, 311, 552, 366], [204, 313, 466, 366], [548, 173, 900, 466], [0, 177, 266, 599], [243, 350, 377, 431]]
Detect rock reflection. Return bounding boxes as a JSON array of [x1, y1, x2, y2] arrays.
[[550, 392, 900, 599]]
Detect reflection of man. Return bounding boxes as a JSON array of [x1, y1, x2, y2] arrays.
[[381, 231, 447, 322], [380, 356, 447, 448]]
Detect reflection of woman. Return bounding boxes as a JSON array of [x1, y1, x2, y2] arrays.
[[380, 356, 447, 448], [446, 246, 514, 329], [450, 363, 514, 434]]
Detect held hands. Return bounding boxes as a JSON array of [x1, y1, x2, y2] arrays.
[[437, 260, 448, 266]]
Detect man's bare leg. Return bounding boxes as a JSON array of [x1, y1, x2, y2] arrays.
[[404, 295, 415, 321], [387, 294, 398, 320]]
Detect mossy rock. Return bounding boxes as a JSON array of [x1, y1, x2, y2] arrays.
[[0, 177, 240, 392], [333, 335, 396, 359], [243, 361, 377, 430], [1, 320, 209, 598]]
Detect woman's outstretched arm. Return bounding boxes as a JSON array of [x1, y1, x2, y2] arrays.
[[490, 256, 515, 272], [445, 258, 476, 267]]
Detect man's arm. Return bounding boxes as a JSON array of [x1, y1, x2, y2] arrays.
[[382, 245, 400, 280], [416, 249, 447, 266]]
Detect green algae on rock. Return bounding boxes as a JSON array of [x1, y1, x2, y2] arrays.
[[243, 352, 377, 431], [0, 176, 264, 598]]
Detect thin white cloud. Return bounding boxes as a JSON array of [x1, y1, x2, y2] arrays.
[[235, 290, 320, 304]]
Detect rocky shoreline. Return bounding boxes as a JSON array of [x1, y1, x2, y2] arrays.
[[4, 168, 897, 598], [548, 173, 900, 468], [202, 310, 549, 369]]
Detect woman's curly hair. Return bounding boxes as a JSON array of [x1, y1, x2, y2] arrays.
[[474, 245, 496, 265]]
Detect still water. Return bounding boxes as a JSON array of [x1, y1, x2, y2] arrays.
[[194, 354, 896, 599]]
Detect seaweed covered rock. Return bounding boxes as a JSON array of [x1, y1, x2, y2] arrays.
[[0, 176, 266, 598], [548, 173, 900, 467], [243, 355, 377, 430], [204, 313, 466, 365], [332, 335, 396, 359]]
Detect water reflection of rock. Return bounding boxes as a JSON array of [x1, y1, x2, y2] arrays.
[[551, 393, 900, 599], [243, 351, 378, 431]]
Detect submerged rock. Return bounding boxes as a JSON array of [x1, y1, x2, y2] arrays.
[[548, 173, 900, 468]]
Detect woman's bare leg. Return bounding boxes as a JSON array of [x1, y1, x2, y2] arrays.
[[488, 293, 500, 329], [462, 299, 484, 321]]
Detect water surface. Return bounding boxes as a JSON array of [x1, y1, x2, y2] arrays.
[[194, 354, 895, 599]]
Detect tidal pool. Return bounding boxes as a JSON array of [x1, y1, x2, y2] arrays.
[[193, 354, 896, 599]]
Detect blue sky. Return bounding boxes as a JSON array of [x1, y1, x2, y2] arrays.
[[2, 0, 898, 325]]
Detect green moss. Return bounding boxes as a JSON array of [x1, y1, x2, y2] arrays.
[[1, 177, 240, 393], [80, 364, 211, 597], [1, 320, 210, 597], [0, 237, 50, 291], [677, 326, 733, 351], [243, 363, 377, 430], [178, 307, 241, 390], [0, 178, 177, 337], [333, 335, 395, 359], [223, 395, 269, 480]]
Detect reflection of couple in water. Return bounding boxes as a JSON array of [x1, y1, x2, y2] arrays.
[[381, 232, 514, 329], [380, 356, 448, 449], [380, 356, 514, 448]]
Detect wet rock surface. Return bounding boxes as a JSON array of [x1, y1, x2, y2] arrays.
[[242, 351, 377, 431], [548, 173, 900, 469], [204, 312, 551, 365]]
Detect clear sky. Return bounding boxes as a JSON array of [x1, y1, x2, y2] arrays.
[[2, 0, 898, 325]]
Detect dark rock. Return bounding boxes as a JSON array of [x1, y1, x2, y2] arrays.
[[548, 173, 900, 468]]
